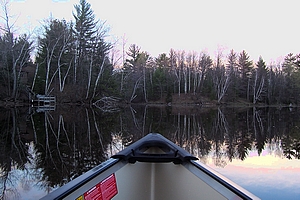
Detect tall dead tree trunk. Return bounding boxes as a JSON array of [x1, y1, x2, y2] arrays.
[[92, 57, 106, 99], [253, 71, 265, 104], [130, 76, 142, 102], [143, 66, 148, 103], [86, 56, 93, 99]]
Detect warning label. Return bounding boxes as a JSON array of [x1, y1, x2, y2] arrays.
[[79, 174, 118, 200]]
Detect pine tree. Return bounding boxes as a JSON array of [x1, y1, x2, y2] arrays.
[[226, 50, 238, 101], [238, 50, 253, 79], [72, 0, 112, 99], [282, 53, 296, 77], [238, 50, 253, 100], [124, 44, 141, 72], [252, 56, 268, 103], [73, 0, 97, 57]]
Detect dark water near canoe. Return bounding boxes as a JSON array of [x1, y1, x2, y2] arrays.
[[0, 105, 300, 199]]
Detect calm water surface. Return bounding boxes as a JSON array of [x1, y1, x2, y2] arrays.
[[0, 105, 299, 199]]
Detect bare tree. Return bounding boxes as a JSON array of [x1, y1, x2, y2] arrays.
[[43, 32, 61, 95], [86, 55, 93, 99], [186, 51, 198, 95], [57, 27, 73, 92], [169, 49, 177, 94], [252, 57, 267, 104], [213, 49, 233, 103], [91, 56, 106, 99], [36, 19, 74, 95], [172, 50, 185, 96], [130, 76, 142, 102], [120, 34, 128, 93], [0, 0, 33, 100], [197, 52, 213, 93]]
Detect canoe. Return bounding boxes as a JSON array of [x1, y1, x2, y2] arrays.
[[41, 133, 260, 200]]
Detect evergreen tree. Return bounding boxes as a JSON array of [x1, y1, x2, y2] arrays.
[[122, 45, 153, 102], [198, 53, 213, 94], [124, 44, 141, 72], [154, 53, 171, 101], [72, 0, 112, 100], [238, 50, 253, 79], [35, 19, 74, 96], [238, 50, 253, 100], [156, 53, 170, 69], [226, 50, 238, 101], [252, 56, 268, 103], [282, 53, 296, 77], [282, 53, 297, 103], [73, 0, 97, 57], [287, 53, 300, 104]]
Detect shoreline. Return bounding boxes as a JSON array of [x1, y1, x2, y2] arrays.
[[0, 99, 296, 109]]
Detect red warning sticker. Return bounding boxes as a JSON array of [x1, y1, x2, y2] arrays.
[[83, 174, 118, 200]]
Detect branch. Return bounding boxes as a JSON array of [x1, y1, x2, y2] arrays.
[[93, 96, 120, 112]]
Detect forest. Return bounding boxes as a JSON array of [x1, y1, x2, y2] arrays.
[[1, 0, 300, 106]]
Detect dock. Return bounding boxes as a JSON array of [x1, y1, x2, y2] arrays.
[[32, 95, 56, 112]]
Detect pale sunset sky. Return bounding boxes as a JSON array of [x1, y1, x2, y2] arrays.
[[4, 0, 300, 63]]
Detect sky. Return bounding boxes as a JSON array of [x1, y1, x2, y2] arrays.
[[5, 0, 300, 64]]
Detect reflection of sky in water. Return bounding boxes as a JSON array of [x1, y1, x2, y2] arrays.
[[3, 143, 300, 199], [1, 167, 50, 200], [202, 149, 300, 200], [9, 176, 48, 200], [0, 143, 56, 199]]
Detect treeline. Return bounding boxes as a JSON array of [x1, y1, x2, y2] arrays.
[[123, 47, 300, 105], [1, 0, 300, 105]]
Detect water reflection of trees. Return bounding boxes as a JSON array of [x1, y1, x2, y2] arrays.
[[0, 106, 120, 198], [1, 106, 300, 198], [122, 106, 300, 166], [121, 106, 300, 160], [280, 109, 300, 159], [0, 108, 31, 199], [168, 108, 300, 166], [33, 107, 120, 188]]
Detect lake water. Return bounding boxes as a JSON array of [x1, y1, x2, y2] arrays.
[[0, 105, 299, 199]]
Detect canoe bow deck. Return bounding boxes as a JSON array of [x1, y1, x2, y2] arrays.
[[41, 133, 260, 200]]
